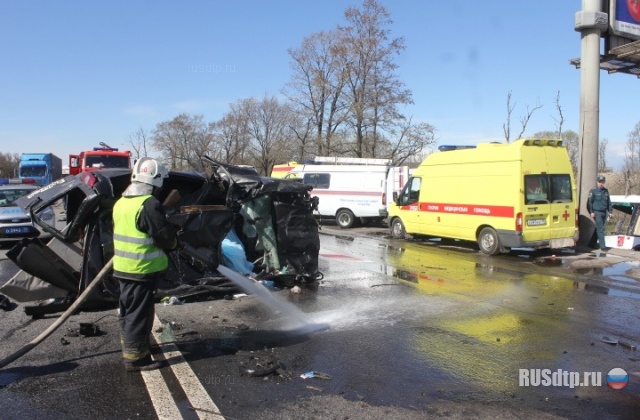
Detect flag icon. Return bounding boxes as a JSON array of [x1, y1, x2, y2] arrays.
[[606, 368, 629, 390]]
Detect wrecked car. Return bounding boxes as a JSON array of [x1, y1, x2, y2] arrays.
[[1, 159, 321, 315]]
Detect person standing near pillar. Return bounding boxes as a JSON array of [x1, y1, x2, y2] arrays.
[[587, 175, 612, 251]]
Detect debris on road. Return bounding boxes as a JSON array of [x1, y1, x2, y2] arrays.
[[161, 296, 184, 306], [300, 371, 332, 380], [0, 294, 17, 311], [238, 352, 281, 377], [601, 335, 638, 350]]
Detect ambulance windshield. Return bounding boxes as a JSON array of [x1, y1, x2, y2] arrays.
[[398, 177, 421, 205]]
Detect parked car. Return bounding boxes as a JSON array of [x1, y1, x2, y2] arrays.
[[3, 159, 320, 313], [0, 181, 56, 244]]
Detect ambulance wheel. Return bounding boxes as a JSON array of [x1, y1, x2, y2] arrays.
[[478, 227, 500, 255], [390, 218, 407, 239], [336, 209, 356, 228]]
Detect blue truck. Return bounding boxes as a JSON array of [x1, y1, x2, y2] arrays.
[[18, 153, 63, 186]]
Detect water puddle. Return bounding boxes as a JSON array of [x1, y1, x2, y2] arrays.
[[573, 280, 640, 299], [602, 260, 640, 283]]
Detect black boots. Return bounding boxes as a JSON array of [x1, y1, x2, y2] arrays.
[[124, 355, 165, 372]]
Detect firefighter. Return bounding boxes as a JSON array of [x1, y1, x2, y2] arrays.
[[587, 175, 612, 252], [112, 157, 177, 372]]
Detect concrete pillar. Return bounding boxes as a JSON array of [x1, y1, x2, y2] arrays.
[[575, 0, 608, 246]]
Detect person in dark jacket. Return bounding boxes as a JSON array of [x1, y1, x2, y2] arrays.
[[112, 157, 177, 372], [587, 175, 612, 251]]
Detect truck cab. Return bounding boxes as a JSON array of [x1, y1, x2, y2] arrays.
[[69, 144, 132, 175], [18, 153, 62, 186]]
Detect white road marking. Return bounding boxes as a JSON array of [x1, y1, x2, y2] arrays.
[[139, 315, 225, 419], [141, 368, 182, 419]]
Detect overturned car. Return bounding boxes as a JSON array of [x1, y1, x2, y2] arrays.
[[1, 159, 321, 315]]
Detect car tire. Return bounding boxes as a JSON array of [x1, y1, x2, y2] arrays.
[[390, 218, 407, 239], [336, 209, 356, 229], [478, 227, 501, 255]]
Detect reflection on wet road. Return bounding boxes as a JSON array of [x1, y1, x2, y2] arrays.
[[1, 233, 639, 418], [311, 233, 640, 415]]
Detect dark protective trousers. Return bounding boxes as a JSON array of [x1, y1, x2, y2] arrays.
[[118, 279, 156, 362], [593, 211, 608, 250]]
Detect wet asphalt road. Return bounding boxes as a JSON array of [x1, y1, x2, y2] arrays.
[[1, 229, 640, 419]]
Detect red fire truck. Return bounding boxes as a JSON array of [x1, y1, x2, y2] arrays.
[[69, 143, 132, 175]]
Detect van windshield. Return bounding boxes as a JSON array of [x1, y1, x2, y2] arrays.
[[397, 177, 421, 205], [303, 173, 330, 189]]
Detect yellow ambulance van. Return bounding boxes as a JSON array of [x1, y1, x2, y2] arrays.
[[270, 161, 302, 178], [388, 139, 578, 255]]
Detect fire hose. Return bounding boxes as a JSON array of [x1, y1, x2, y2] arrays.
[[0, 258, 114, 370], [0, 190, 182, 370]]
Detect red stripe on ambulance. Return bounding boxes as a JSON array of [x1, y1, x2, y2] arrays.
[[401, 202, 515, 218]]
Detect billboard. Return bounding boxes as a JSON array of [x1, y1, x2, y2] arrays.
[[610, 0, 640, 39]]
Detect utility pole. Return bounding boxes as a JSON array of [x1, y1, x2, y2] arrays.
[[574, 0, 608, 246]]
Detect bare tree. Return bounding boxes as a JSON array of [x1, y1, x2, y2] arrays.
[[365, 49, 413, 158], [385, 119, 436, 165], [598, 137, 609, 173], [563, 130, 580, 176], [502, 91, 515, 142], [242, 96, 296, 175], [515, 101, 543, 141], [0, 152, 20, 178], [144, 0, 430, 170], [287, 112, 315, 160], [128, 127, 150, 161], [151, 114, 214, 172], [553, 91, 564, 136], [285, 30, 348, 158], [620, 122, 640, 194], [210, 104, 252, 165], [503, 91, 543, 142], [533, 91, 579, 176], [338, 0, 412, 157]]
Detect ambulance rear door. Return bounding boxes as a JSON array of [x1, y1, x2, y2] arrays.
[[522, 173, 575, 244]]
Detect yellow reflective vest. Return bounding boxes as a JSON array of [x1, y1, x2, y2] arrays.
[[113, 195, 168, 276]]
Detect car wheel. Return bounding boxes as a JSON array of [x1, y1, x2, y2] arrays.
[[336, 209, 356, 229], [390, 218, 407, 239], [478, 227, 501, 255]]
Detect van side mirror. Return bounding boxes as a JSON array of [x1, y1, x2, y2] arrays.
[[392, 191, 398, 202]]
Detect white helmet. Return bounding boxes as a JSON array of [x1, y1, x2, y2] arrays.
[[131, 157, 168, 188]]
